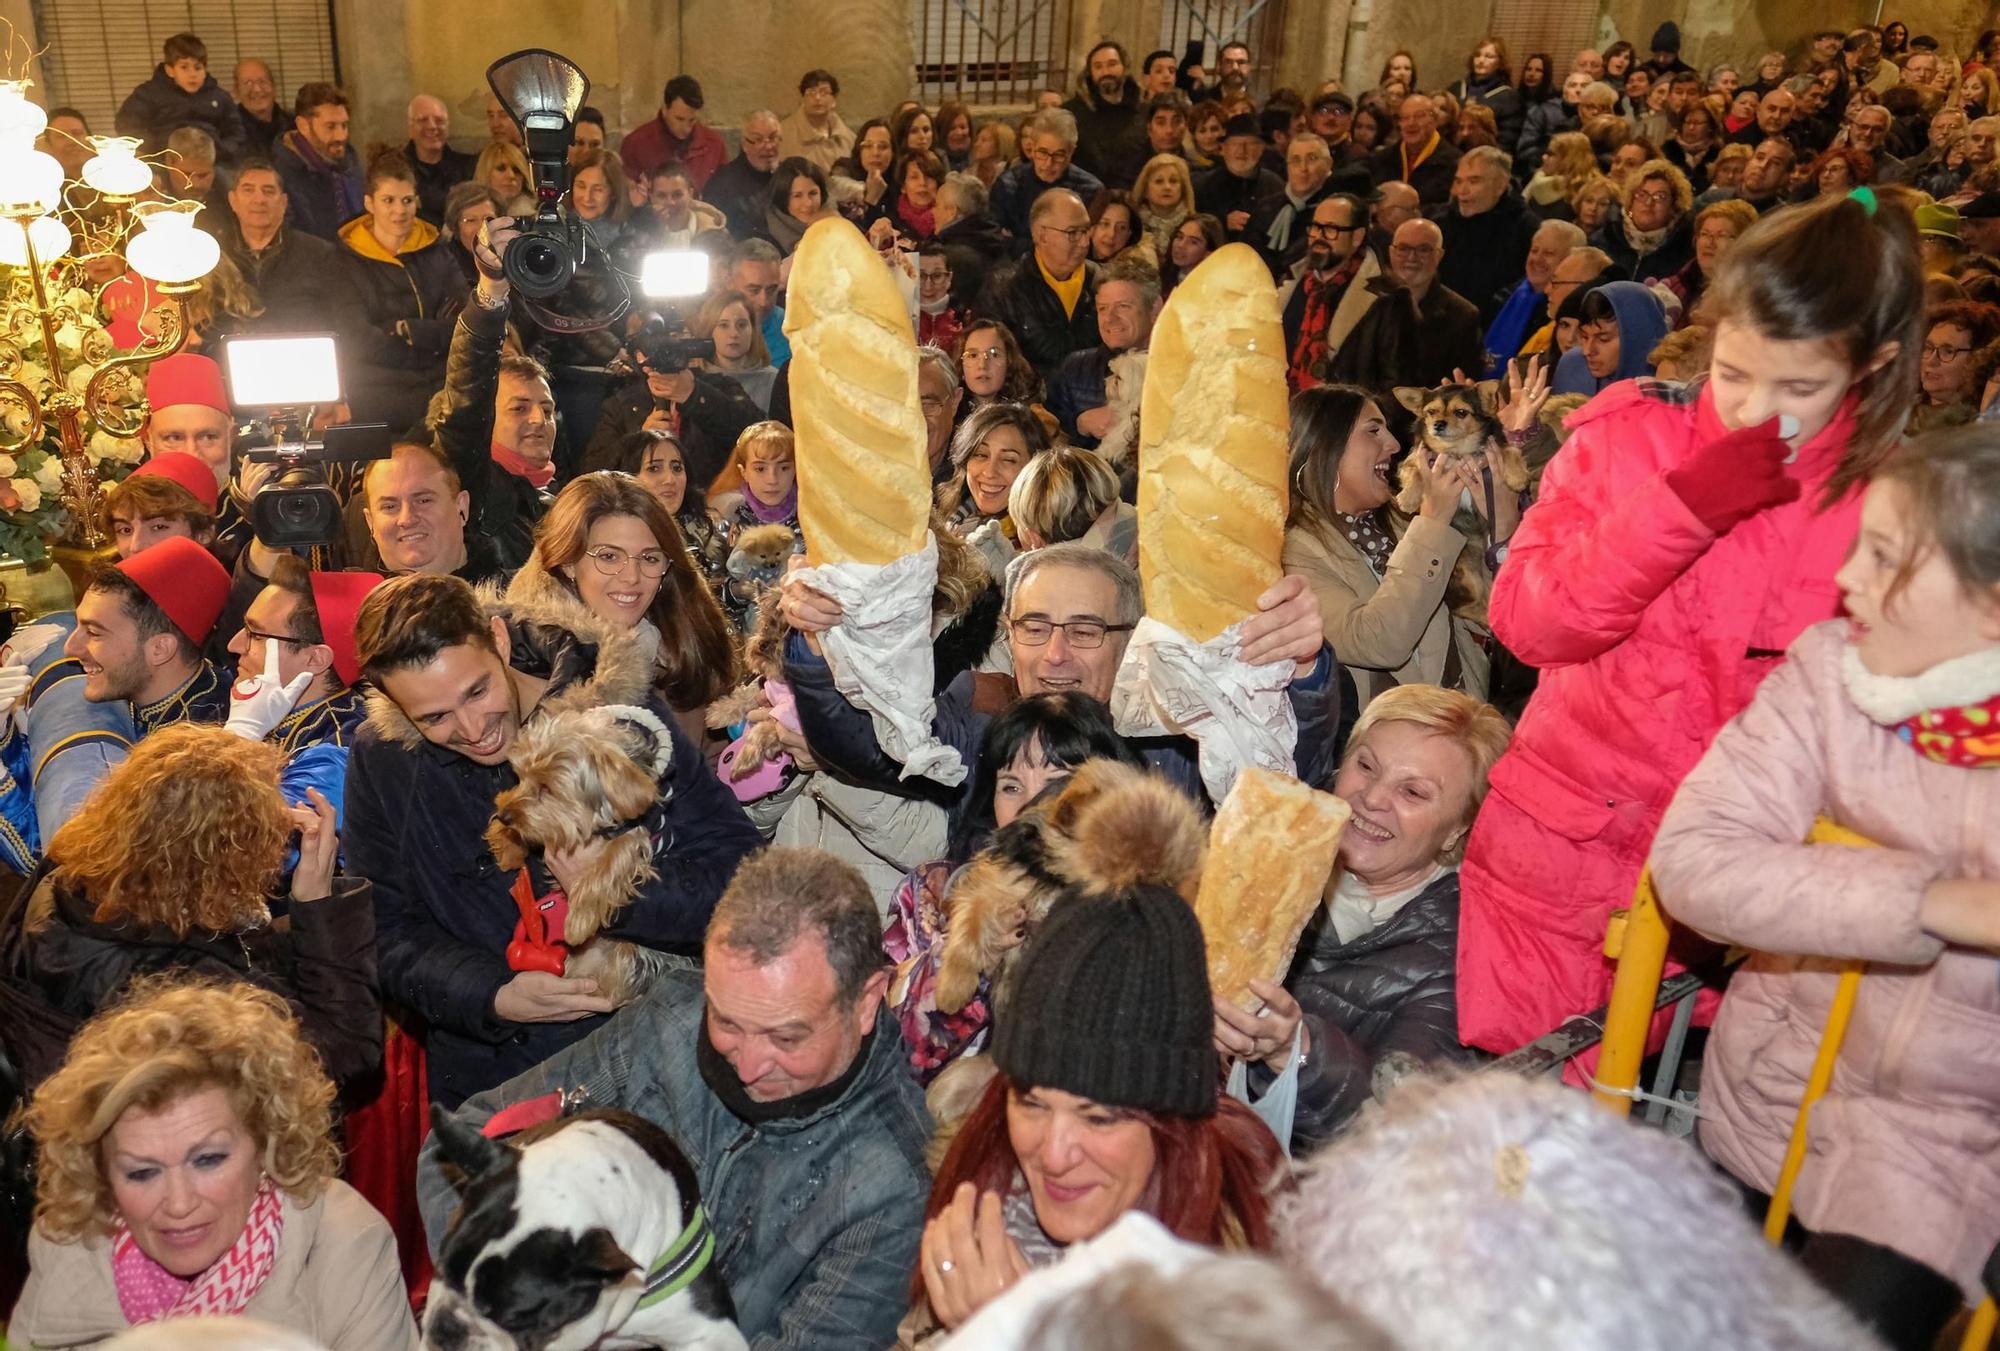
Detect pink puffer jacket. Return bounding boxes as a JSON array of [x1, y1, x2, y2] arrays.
[[1457, 380, 1864, 1055], [1652, 621, 2000, 1300]]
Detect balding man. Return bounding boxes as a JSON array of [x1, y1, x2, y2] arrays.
[[981, 188, 1101, 376], [1729, 87, 1795, 147], [705, 110, 786, 239], [1326, 218, 1482, 391], [1487, 219, 1585, 371], [405, 94, 475, 224], [232, 59, 281, 157], [1371, 96, 1460, 206], [1369, 180, 1420, 254]]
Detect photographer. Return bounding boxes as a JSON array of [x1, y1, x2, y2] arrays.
[[578, 305, 763, 495]]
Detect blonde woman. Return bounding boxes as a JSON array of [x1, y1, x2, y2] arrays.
[[691, 288, 777, 414], [1569, 172, 1618, 235], [1007, 442, 1135, 562], [474, 139, 534, 216], [1524, 130, 1595, 218], [15, 981, 416, 1349], [1132, 152, 1196, 258]]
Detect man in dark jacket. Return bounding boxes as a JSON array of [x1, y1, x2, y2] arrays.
[[272, 82, 362, 240], [405, 94, 476, 225], [580, 363, 762, 492], [780, 543, 1347, 811], [346, 572, 761, 1108], [1063, 42, 1147, 184], [418, 850, 929, 1351], [1045, 265, 1159, 447], [1642, 22, 1695, 80], [988, 108, 1104, 242], [933, 172, 1009, 307], [221, 160, 342, 333], [703, 109, 785, 239], [1246, 133, 1339, 276], [231, 59, 283, 159], [1327, 218, 1484, 394], [1105, 93, 1191, 189], [1433, 146, 1539, 326], [1371, 99, 1460, 208], [114, 32, 245, 164], [1195, 114, 1282, 240], [1515, 70, 1589, 172], [979, 189, 1101, 378]]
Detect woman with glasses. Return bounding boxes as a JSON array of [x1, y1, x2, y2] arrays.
[[507, 470, 738, 743], [1593, 160, 1694, 283], [955, 319, 1051, 423], [1911, 300, 2000, 432], [1660, 198, 1755, 327]]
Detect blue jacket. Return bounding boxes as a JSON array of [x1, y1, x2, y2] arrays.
[[1045, 345, 1114, 447], [418, 971, 931, 1351], [344, 586, 761, 1107], [783, 633, 1350, 809], [1553, 280, 1671, 397]]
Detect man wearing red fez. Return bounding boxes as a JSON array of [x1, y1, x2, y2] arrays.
[[60, 535, 233, 732], [142, 353, 234, 488], [225, 561, 382, 754], [99, 450, 221, 559]]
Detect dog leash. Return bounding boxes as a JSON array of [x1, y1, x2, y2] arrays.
[[636, 1204, 718, 1309]]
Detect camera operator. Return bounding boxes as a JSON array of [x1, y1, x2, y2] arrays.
[[578, 301, 762, 494], [432, 214, 560, 571]]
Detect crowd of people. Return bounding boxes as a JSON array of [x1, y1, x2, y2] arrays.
[[0, 15, 1995, 1351]]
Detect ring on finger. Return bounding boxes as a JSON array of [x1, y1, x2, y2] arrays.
[[937, 1257, 956, 1273]]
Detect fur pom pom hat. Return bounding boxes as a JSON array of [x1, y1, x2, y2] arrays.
[[993, 878, 1219, 1118]]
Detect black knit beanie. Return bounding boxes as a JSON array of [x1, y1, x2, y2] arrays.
[[1649, 22, 1681, 54], [992, 883, 1217, 1117]]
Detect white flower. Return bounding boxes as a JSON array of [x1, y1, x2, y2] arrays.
[[90, 430, 145, 465], [34, 456, 63, 493], [64, 362, 94, 396], [52, 322, 83, 360], [13, 478, 41, 512], [0, 454, 18, 479], [18, 361, 50, 394]]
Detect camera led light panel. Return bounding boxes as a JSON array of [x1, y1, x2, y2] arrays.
[[223, 335, 342, 408]]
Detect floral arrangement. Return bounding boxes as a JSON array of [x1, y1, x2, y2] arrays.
[[0, 276, 144, 561]]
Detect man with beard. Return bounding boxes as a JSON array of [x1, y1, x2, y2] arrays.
[[1194, 114, 1282, 240], [1280, 193, 1379, 391], [1435, 146, 1539, 325], [1198, 41, 1255, 115], [704, 109, 785, 239], [405, 94, 476, 224], [1063, 41, 1146, 184], [273, 82, 361, 239]]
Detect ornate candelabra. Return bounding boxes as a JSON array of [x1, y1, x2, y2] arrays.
[[0, 81, 217, 551]]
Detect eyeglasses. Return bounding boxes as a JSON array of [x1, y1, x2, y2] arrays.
[[241, 624, 304, 648], [1307, 221, 1363, 237], [1695, 228, 1738, 245], [1039, 223, 1092, 242], [1923, 342, 1973, 362], [584, 546, 670, 577], [1028, 146, 1073, 165], [962, 345, 1005, 362], [1008, 617, 1135, 648], [1390, 243, 1439, 258], [1630, 188, 1674, 207], [919, 394, 951, 414]]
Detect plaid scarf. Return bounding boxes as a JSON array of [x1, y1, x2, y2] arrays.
[[113, 1177, 284, 1325], [1289, 251, 1366, 391]]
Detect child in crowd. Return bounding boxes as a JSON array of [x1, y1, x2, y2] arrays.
[[1652, 422, 2000, 1351], [1455, 189, 1925, 1064], [708, 420, 801, 631]]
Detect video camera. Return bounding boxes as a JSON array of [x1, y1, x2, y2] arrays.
[[223, 335, 392, 551], [629, 313, 715, 376]]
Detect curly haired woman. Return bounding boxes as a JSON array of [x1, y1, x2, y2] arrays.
[[13, 980, 416, 1348], [7, 724, 380, 1091]]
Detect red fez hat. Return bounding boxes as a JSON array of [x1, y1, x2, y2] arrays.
[[129, 451, 220, 513], [308, 571, 385, 687], [115, 536, 230, 646], [145, 352, 231, 416]]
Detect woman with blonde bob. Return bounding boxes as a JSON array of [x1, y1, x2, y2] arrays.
[[1008, 442, 1135, 562], [474, 139, 534, 216], [9, 725, 378, 1091], [14, 981, 417, 1349], [1219, 685, 1508, 1153]]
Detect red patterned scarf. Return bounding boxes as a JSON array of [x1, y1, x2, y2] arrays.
[[113, 1177, 284, 1325], [1288, 250, 1365, 392], [1897, 693, 2000, 767]]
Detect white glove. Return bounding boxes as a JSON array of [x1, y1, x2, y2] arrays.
[[0, 664, 30, 726], [224, 641, 312, 741], [0, 622, 65, 670]]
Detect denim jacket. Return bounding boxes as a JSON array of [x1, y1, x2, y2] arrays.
[[418, 968, 933, 1351]]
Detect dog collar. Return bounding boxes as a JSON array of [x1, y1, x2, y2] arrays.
[[635, 1204, 716, 1309]]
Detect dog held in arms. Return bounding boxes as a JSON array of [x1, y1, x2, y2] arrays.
[[486, 703, 680, 1007], [427, 1105, 745, 1350], [1391, 380, 1527, 626]]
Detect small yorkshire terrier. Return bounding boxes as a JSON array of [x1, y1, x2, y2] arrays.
[[1392, 380, 1527, 625], [487, 703, 678, 1006], [934, 759, 1207, 1014]]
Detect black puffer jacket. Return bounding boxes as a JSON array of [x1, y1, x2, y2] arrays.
[[1063, 75, 1147, 183], [434, 294, 551, 572], [114, 65, 246, 162], [978, 257, 1101, 379], [1280, 870, 1476, 1152], [335, 216, 469, 435]]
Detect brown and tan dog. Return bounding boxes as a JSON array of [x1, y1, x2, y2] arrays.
[[1392, 379, 1526, 625]]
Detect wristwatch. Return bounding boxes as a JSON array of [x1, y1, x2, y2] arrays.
[[472, 284, 509, 312]]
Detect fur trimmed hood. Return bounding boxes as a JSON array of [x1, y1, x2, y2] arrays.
[[364, 566, 661, 751]]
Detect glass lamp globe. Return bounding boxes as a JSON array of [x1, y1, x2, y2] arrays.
[[126, 200, 220, 284], [0, 81, 47, 142], [0, 215, 72, 268], [81, 136, 152, 197], [0, 138, 65, 215]]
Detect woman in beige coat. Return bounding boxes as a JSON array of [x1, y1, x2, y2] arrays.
[[1282, 384, 1495, 710], [14, 981, 416, 1351]]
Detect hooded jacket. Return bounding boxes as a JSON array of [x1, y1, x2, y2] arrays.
[[113, 64, 246, 163], [1063, 73, 1147, 183], [1552, 280, 1671, 396], [15, 1180, 417, 1351], [1515, 97, 1581, 175], [335, 215, 469, 432], [1456, 379, 1867, 1057], [342, 584, 762, 1106], [1653, 622, 2000, 1302], [419, 969, 931, 1351]]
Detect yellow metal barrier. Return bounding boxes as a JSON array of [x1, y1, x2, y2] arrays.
[[1964, 1298, 1997, 1351]]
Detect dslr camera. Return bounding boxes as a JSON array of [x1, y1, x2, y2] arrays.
[[628, 312, 715, 377], [244, 423, 392, 551]]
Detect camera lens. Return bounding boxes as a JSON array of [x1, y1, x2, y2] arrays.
[[504, 230, 575, 300]]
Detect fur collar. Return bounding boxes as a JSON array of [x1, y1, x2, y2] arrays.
[[1841, 640, 2000, 726], [365, 570, 661, 751]]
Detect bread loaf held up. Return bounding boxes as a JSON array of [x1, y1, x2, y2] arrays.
[[782, 217, 933, 567], [1136, 242, 1290, 643]]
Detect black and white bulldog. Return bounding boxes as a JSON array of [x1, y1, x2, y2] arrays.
[[427, 1104, 746, 1351]]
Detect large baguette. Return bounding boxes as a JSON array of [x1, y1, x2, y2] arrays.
[[782, 218, 932, 566], [1195, 766, 1351, 1011], [1136, 242, 1290, 643]]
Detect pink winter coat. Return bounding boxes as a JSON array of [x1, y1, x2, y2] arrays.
[[1651, 622, 2000, 1301], [1457, 379, 1864, 1055]]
